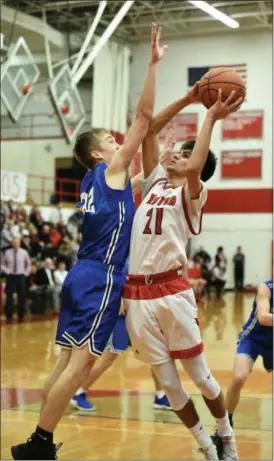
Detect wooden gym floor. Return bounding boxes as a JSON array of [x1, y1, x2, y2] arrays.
[[1, 292, 273, 460]]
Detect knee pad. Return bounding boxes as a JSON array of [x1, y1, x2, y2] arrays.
[[152, 362, 189, 411], [195, 373, 221, 400]]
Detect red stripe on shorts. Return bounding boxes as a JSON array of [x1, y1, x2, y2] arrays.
[[170, 342, 204, 359], [123, 277, 191, 300]]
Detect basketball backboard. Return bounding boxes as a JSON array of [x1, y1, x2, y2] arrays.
[[48, 65, 86, 143], [1, 37, 40, 122]]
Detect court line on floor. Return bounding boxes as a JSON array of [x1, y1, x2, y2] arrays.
[[2, 417, 272, 438], [3, 413, 272, 434]]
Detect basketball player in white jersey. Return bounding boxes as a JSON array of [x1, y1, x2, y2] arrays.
[[123, 88, 243, 460]]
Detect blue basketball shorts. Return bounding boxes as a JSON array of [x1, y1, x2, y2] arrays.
[[55, 259, 126, 357], [236, 334, 273, 372], [106, 314, 131, 354]]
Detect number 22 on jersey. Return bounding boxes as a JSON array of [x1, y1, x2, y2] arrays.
[[143, 207, 164, 235], [81, 189, 95, 213]]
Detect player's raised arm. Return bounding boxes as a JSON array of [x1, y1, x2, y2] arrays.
[[256, 282, 273, 326], [105, 24, 167, 185], [185, 89, 243, 198], [142, 83, 199, 178]]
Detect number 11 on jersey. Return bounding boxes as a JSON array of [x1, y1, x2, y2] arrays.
[[143, 207, 164, 235]]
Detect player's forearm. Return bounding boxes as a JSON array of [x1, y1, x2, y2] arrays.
[[186, 112, 216, 174], [258, 312, 273, 326], [135, 62, 159, 121], [147, 95, 191, 134]]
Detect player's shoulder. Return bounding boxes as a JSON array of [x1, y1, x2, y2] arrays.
[[257, 281, 272, 296]]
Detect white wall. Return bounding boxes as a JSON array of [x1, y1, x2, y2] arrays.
[[0, 138, 74, 204], [130, 31, 272, 189], [193, 214, 272, 287], [130, 31, 272, 286]]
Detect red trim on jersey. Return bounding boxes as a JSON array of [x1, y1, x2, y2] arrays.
[[123, 273, 191, 300], [170, 342, 204, 359], [144, 177, 167, 197], [181, 186, 204, 236]]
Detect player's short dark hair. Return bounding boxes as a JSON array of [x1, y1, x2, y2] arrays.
[[180, 139, 217, 182], [73, 128, 109, 169]]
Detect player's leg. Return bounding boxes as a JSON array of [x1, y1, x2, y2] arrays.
[[226, 355, 253, 426], [41, 347, 72, 409], [152, 360, 218, 460], [181, 353, 238, 461], [70, 349, 118, 410], [151, 368, 172, 410], [124, 290, 218, 460], [11, 261, 123, 460], [39, 344, 96, 431], [226, 336, 258, 427], [71, 314, 130, 410]]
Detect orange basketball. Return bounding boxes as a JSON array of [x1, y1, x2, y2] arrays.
[[198, 67, 246, 109]]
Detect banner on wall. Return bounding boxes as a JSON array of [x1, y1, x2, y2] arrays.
[[1, 171, 27, 203], [222, 111, 263, 139], [221, 150, 262, 179], [158, 113, 198, 142]]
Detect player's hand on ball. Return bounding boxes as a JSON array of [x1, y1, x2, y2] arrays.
[[208, 89, 243, 120], [186, 82, 200, 103], [149, 23, 168, 64]]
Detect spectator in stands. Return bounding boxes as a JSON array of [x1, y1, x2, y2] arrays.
[[49, 224, 62, 247], [58, 235, 73, 268], [211, 261, 227, 299], [67, 216, 79, 240], [54, 261, 68, 309], [39, 224, 55, 259], [194, 245, 211, 265], [1, 237, 31, 322], [215, 246, 227, 268], [233, 246, 245, 291], [1, 221, 13, 253], [50, 203, 64, 225], [21, 230, 32, 255], [29, 205, 43, 230], [36, 258, 56, 310], [1, 201, 9, 218], [29, 230, 42, 259]]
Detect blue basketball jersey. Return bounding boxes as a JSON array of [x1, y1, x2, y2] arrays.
[[240, 280, 273, 347], [77, 163, 135, 268]]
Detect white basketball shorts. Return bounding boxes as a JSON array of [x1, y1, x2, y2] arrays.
[[122, 269, 204, 365]]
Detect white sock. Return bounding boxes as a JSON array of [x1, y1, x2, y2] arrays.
[[156, 390, 165, 399], [189, 421, 212, 450], [74, 387, 86, 396], [216, 413, 233, 438]]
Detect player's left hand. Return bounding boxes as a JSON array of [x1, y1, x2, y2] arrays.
[[186, 81, 200, 103], [149, 23, 168, 64], [208, 89, 243, 120]]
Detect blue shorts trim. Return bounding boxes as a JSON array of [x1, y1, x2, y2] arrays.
[[55, 260, 125, 357], [236, 335, 273, 372]]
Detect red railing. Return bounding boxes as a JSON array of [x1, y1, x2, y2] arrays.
[[27, 174, 81, 205]]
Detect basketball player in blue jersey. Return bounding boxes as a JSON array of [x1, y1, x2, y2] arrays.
[[212, 280, 273, 457], [11, 23, 168, 461], [227, 280, 273, 425]]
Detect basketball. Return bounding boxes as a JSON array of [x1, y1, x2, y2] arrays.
[[198, 67, 246, 109]]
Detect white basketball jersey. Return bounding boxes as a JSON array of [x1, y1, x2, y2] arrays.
[[129, 164, 207, 275]]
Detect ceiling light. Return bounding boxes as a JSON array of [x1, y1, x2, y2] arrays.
[[188, 1, 240, 29]]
